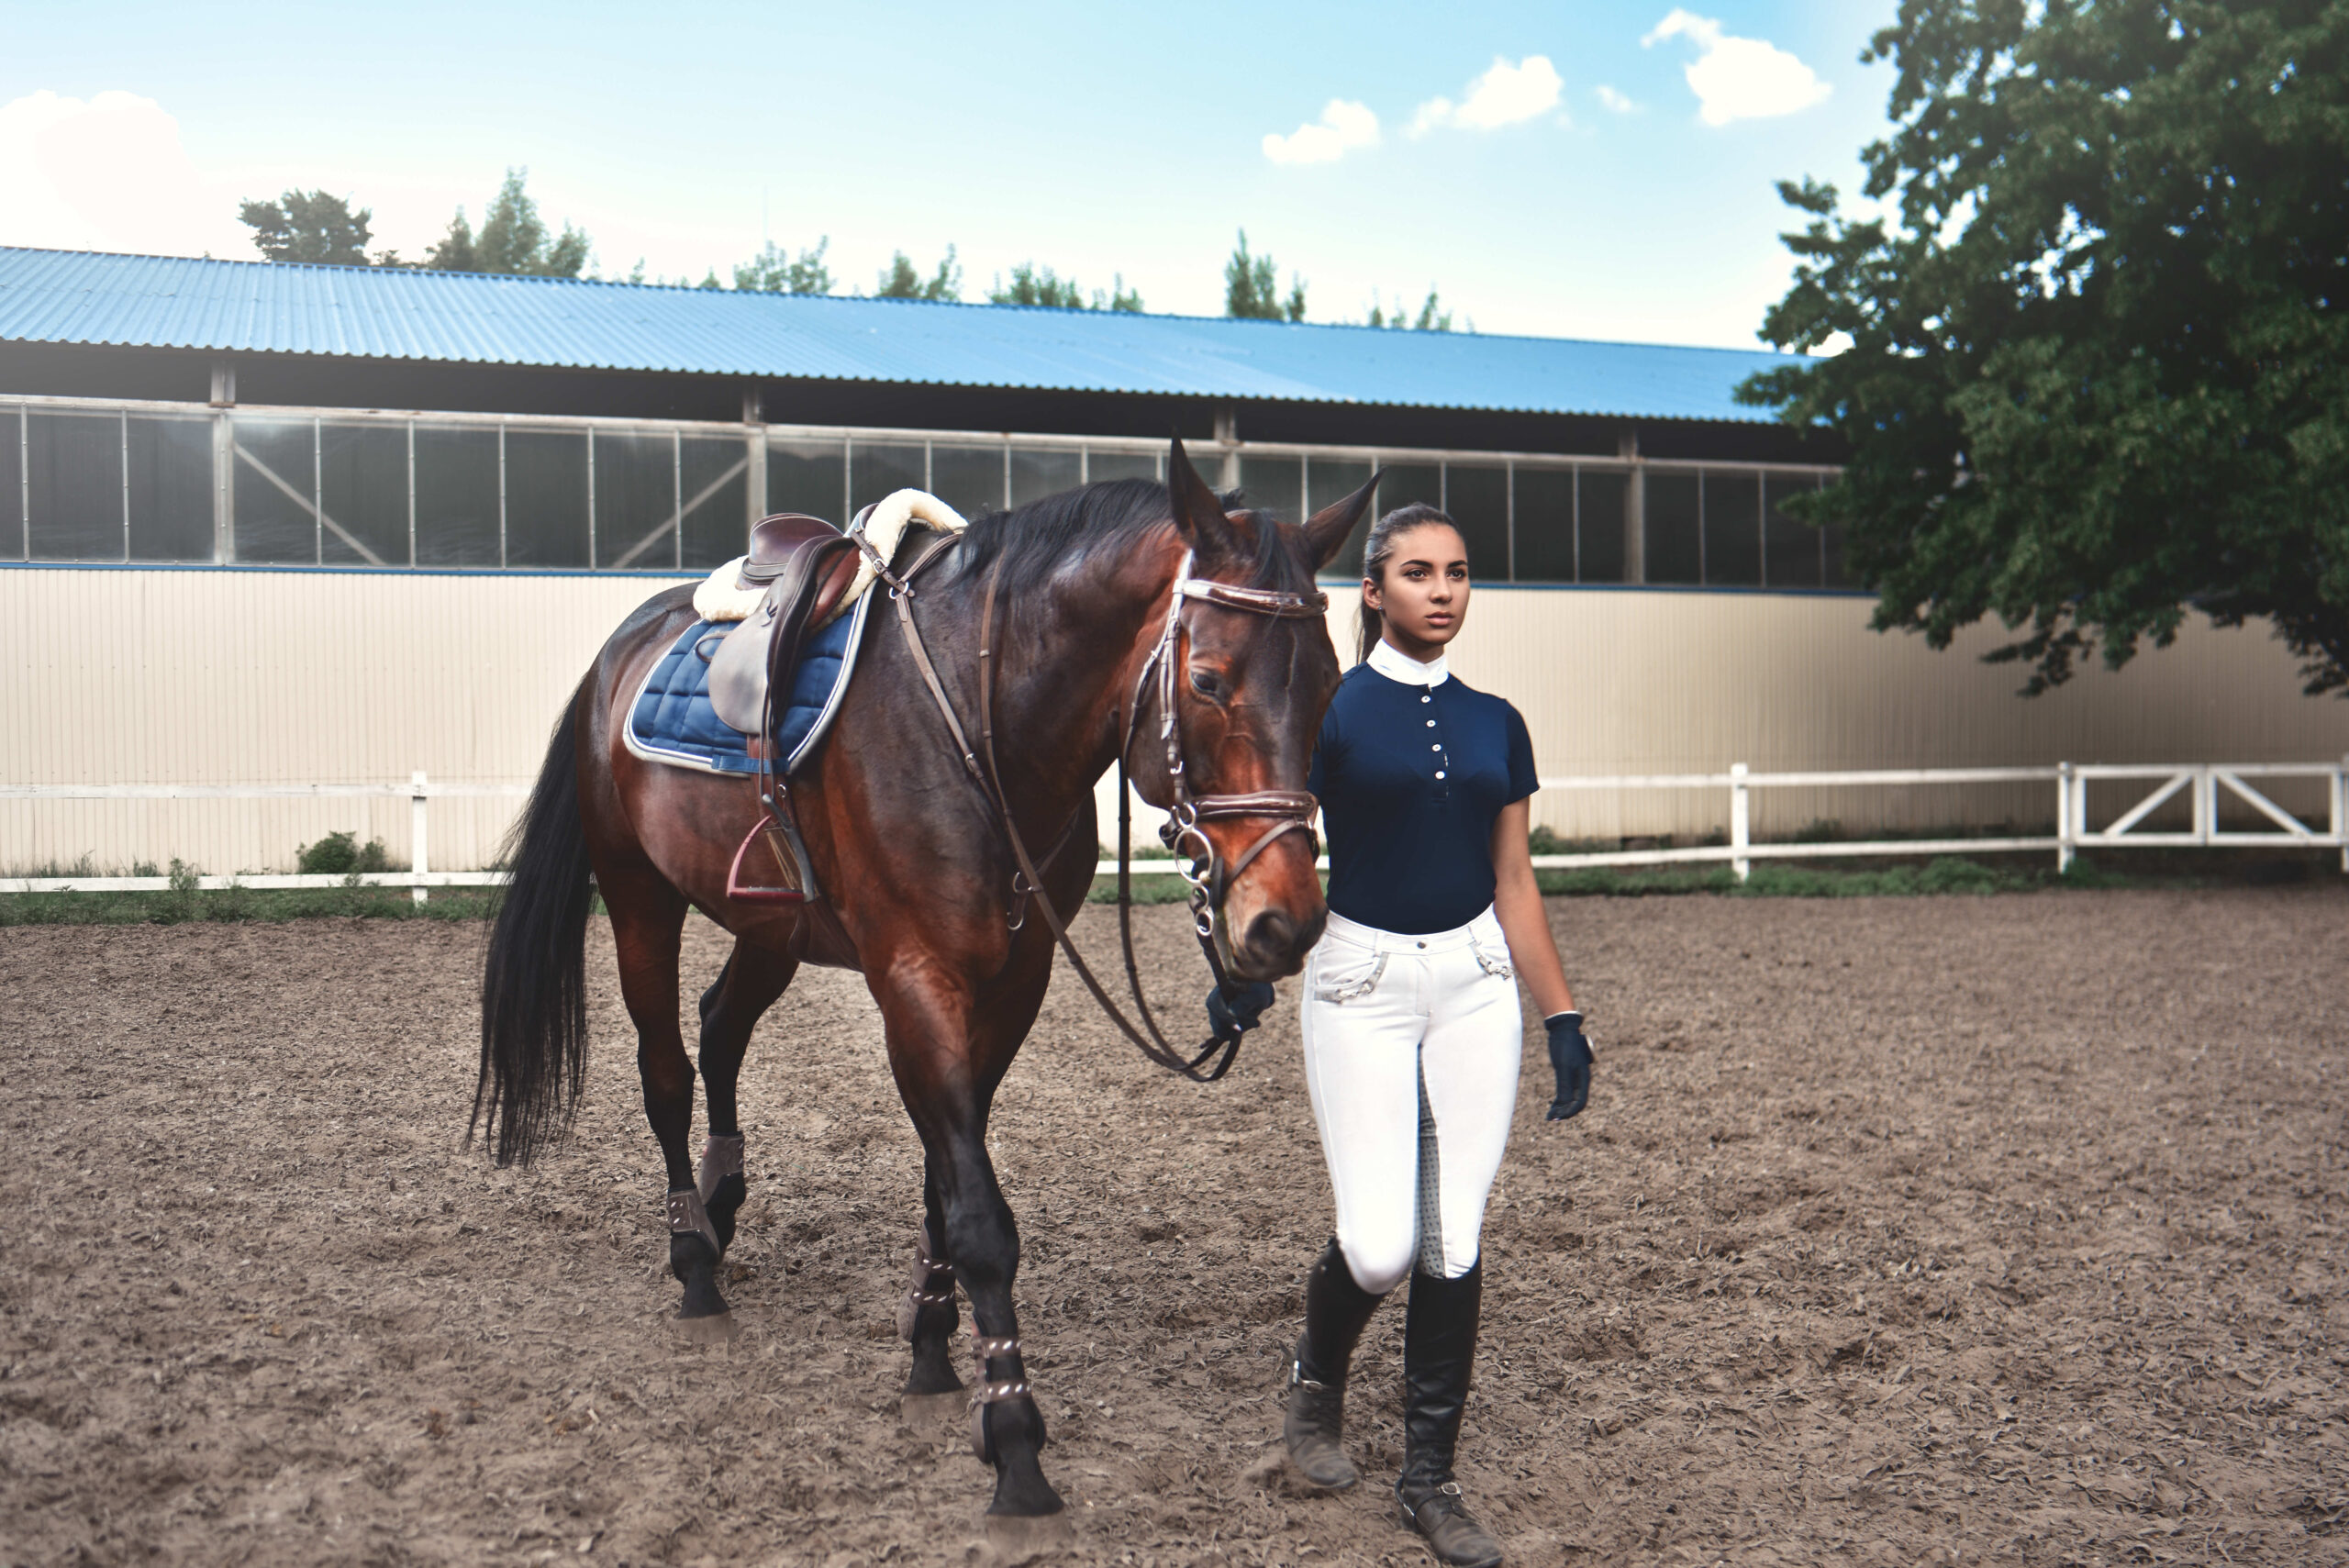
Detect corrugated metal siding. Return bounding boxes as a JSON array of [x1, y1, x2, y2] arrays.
[[0, 248, 1798, 421], [3, 570, 2341, 877]]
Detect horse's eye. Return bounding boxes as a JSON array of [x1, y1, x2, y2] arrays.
[[1188, 668, 1224, 700]]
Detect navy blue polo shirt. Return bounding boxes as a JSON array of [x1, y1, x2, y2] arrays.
[[1308, 649, 1540, 936]]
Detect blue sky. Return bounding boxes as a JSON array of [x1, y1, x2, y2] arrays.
[[2, 0, 1898, 347]]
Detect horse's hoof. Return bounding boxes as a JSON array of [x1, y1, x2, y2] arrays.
[[985, 1478, 1067, 1519], [674, 1310, 739, 1345]]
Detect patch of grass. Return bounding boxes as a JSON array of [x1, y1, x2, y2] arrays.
[[0, 886, 503, 927], [1534, 865, 1740, 896]]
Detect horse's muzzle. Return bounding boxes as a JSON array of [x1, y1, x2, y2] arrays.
[[1228, 902, 1328, 983]]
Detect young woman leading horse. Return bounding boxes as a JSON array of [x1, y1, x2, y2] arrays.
[[472, 440, 1379, 1517]]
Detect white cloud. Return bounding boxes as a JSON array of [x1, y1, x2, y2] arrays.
[[0, 90, 247, 256], [1262, 99, 1382, 166], [1409, 55, 1564, 138], [1642, 10, 1831, 127], [1595, 84, 1639, 114]]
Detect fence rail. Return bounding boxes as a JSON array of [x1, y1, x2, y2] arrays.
[[6, 761, 2345, 896]]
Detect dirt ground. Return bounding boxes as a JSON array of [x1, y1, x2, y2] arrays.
[[4, 889, 2346, 1567]]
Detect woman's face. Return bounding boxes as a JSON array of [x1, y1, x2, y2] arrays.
[[1364, 522, 1471, 656]]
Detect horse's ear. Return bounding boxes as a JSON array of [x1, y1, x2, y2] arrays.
[[1302, 469, 1384, 570], [1166, 436, 1243, 566]]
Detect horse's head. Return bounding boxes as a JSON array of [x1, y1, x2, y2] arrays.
[[1124, 439, 1379, 983]]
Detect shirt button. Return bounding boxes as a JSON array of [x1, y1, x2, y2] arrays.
[[1419, 695, 1431, 704], [1416, 940, 1427, 949], [1431, 744, 1442, 752], [1435, 770, 1446, 779], [1425, 719, 1436, 728]]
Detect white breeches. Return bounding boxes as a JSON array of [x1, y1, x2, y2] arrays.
[[1298, 906, 1523, 1294]]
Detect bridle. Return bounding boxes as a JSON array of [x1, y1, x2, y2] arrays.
[[895, 535, 1328, 1082]]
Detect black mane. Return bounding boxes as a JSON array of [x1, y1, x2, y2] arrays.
[[948, 476, 1318, 598]]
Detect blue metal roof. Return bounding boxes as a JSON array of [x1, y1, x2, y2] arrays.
[[0, 247, 1799, 424]]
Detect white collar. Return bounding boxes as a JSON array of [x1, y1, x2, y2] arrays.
[[1366, 638, 1449, 688]]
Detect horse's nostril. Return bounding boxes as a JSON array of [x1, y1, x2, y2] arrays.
[[1243, 910, 1298, 967]]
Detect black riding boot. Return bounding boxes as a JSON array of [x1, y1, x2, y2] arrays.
[[1397, 1261, 1501, 1568], [1283, 1238, 1384, 1489]]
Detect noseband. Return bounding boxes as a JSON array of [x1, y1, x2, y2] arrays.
[[895, 539, 1327, 1082], [1126, 550, 1328, 940]]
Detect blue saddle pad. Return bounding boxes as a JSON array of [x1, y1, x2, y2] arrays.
[[625, 605, 861, 777]]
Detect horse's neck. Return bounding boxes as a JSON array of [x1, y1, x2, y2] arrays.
[[982, 547, 1174, 822]]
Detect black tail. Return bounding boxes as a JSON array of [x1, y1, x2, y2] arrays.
[[472, 691, 596, 1166]]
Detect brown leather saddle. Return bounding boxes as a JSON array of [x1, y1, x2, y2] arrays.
[[706, 513, 861, 906], [707, 513, 861, 738]]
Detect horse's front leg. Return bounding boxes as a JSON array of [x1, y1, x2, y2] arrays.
[[876, 963, 1062, 1517]]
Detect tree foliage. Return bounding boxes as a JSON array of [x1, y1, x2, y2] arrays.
[[987, 261, 1142, 312], [875, 246, 963, 300], [1742, 0, 2349, 695], [736, 238, 836, 295], [427, 169, 591, 277], [1366, 288, 1456, 331], [1225, 231, 1307, 321], [238, 190, 378, 266]]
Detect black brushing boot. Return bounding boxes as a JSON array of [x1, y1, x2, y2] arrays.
[[1397, 1261, 1502, 1567], [1283, 1238, 1384, 1489]]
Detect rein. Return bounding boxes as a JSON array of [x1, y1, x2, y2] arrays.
[[895, 540, 1326, 1083]]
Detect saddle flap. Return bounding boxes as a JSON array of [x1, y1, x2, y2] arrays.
[[707, 531, 859, 736]]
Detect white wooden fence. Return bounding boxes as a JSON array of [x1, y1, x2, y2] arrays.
[[5, 760, 2345, 897]]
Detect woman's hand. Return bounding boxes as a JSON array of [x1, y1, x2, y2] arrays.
[[1543, 1011, 1593, 1119]]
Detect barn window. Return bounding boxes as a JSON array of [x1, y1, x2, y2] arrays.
[[851, 441, 925, 516], [502, 428, 592, 569], [127, 414, 212, 562], [1239, 453, 1302, 525], [1009, 447, 1081, 508], [767, 437, 845, 522], [1576, 470, 1630, 584], [930, 443, 1008, 519]]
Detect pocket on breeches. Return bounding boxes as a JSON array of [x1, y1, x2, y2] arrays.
[[1310, 947, 1389, 1004], [1468, 930, 1514, 981]]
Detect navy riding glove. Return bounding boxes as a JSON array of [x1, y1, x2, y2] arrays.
[[1206, 980, 1276, 1044], [1543, 1011, 1593, 1120]]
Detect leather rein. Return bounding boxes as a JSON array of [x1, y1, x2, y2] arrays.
[[893, 537, 1326, 1082]]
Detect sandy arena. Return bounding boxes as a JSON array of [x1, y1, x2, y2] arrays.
[[4, 889, 2345, 1566]]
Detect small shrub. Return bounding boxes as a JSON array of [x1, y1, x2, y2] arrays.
[[160, 859, 202, 923], [297, 830, 391, 876], [1792, 818, 1843, 844]]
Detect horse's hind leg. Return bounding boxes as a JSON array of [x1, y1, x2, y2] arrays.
[[694, 940, 796, 1255], [599, 862, 729, 1320]]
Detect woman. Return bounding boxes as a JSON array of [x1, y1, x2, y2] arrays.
[[1282, 504, 1594, 1568]]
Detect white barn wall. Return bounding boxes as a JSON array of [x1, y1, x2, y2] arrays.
[[2, 569, 2342, 875]]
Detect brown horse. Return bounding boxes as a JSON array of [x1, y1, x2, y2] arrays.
[[472, 439, 1376, 1515]]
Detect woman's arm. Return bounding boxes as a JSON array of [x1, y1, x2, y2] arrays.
[[1488, 797, 1574, 1017]]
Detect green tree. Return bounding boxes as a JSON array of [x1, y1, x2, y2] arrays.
[[238, 190, 376, 266], [1364, 288, 1456, 331], [736, 238, 836, 295], [990, 261, 1086, 308], [876, 246, 963, 300], [1741, 0, 2349, 695], [427, 169, 591, 277], [1225, 230, 1306, 320]]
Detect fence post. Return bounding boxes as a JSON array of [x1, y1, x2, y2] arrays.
[[410, 771, 429, 906], [2339, 753, 2347, 874], [1730, 762, 1750, 884], [2056, 762, 2074, 874]]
